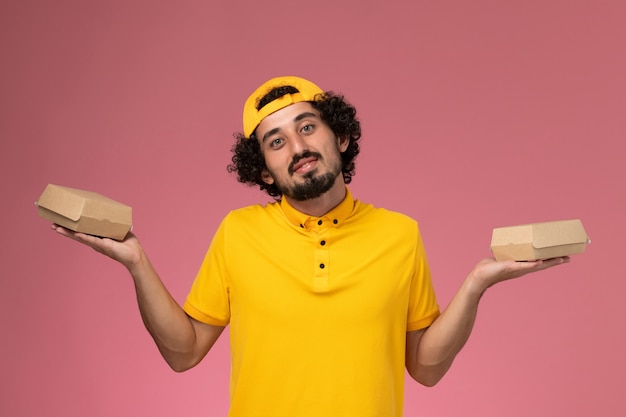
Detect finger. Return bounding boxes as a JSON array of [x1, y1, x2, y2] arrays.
[[51, 224, 79, 240], [51, 224, 110, 251], [505, 257, 570, 278], [536, 256, 570, 270], [52, 224, 91, 242]]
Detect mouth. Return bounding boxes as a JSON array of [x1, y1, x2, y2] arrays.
[[289, 153, 322, 175], [292, 157, 318, 174]]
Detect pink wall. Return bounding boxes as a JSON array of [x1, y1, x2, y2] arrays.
[[1, 1, 624, 416]]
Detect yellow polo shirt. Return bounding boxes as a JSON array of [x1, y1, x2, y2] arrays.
[[184, 188, 440, 417]]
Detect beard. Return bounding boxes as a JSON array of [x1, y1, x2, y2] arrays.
[[271, 150, 342, 201], [284, 171, 338, 201]]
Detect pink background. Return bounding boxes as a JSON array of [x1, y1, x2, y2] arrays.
[[1, 1, 624, 416]]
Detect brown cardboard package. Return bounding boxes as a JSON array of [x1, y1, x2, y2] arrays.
[[36, 184, 132, 241], [490, 219, 589, 261]]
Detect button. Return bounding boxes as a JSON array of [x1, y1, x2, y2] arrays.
[[320, 240, 326, 246], [319, 263, 325, 269], [317, 220, 323, 225]]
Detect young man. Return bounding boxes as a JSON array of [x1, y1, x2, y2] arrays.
[[53, 76, 569, 417]]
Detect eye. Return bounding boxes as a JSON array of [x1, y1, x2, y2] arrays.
[[301, 124, 315, 134], [269, 137, 284, 149]]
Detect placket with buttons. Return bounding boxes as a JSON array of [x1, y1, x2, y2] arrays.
[[307, 217, 336, 292]]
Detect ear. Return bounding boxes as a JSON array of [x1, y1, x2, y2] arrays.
[[261, 169, 275, 185], [338, 135, 350, 152]]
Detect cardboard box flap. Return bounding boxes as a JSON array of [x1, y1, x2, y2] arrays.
[[80, 194, 132, 223], [531, 219, 588, 249], [37, 184, 85, 221], [490, 225, 527, 247]]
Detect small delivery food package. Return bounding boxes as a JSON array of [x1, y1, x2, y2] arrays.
[[490, 219, 589, 261], [36, 184, 132, 241]]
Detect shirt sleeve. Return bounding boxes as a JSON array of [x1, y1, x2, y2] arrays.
[[406, 224, 440, 331], [183, 218, 231, 327]]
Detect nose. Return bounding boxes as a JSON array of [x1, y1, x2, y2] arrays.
[[288, 132, 308, 155]]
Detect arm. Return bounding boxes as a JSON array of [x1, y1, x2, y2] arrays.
[[52, 225, 224, 372], [406, 256, 570, 387]]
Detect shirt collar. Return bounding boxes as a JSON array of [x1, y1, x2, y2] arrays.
[[280, 187, 355, 229]]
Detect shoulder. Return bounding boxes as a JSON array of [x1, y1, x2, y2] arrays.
[[351, 200, 421, 235], [220, 201, 282, 227], [354, 200, 418, 225]]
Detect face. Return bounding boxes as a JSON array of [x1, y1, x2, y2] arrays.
[[255, 102, 349, 201]]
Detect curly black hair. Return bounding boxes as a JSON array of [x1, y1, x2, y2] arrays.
[[227, 88, 361, 199]]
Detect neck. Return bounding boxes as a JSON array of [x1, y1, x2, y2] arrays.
[[284, 180, 347, 217]]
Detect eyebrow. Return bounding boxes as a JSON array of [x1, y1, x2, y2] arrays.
[[261, 111, 319, 143]]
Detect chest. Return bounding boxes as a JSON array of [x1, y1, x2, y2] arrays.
[[224, 221, 417, 326]]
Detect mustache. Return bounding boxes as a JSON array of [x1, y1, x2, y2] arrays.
[[288, 151, 323, 175]]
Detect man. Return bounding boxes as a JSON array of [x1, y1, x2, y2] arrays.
[[53, 76, 569, 416]]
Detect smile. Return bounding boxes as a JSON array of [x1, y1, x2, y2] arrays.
[[289, 153, 322, 175], [294, 157, 317, 174]]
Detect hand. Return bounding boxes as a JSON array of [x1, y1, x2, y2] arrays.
[[468, 256, 571, 296], [51, 224, 144, 270]]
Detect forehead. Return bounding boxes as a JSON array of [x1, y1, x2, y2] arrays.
[[255, 102, 320, 138]]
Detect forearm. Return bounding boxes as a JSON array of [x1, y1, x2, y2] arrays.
[[52, 226, 219, 371], [127, 252, 202, 371], [407, 275, 486, 386], [406, 256, 569, 386]]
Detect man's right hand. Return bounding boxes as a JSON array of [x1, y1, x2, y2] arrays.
[[51, 224, 143, 271]]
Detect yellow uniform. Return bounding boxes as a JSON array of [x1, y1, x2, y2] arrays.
[[184, 188, 440, 417]]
